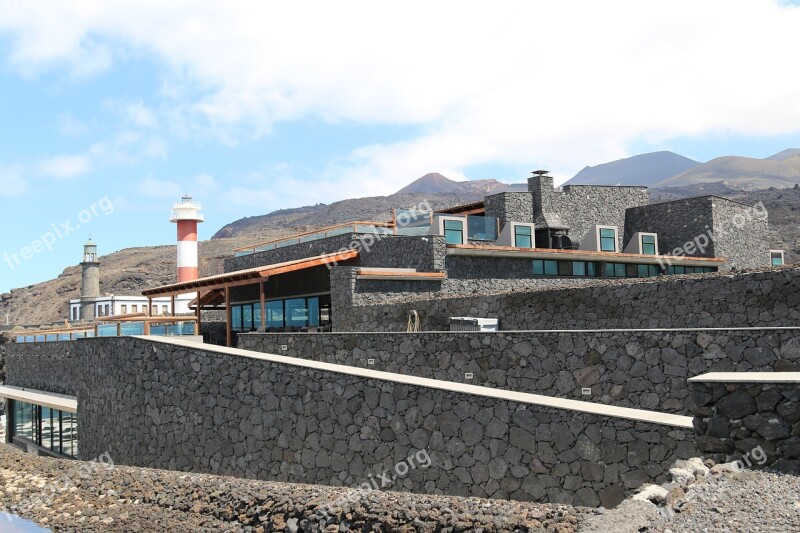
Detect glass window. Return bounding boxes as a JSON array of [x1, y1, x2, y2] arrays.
[[605, 262, 626, 277], [599, 228, 616, 252], [444, 219, 465, 245], [231, 305, 243, 331], [308, 297, 320, 327], [637, 264, 660, 277], [121, 305, 127, 314], [771, 251, 784, 266], [242, 304, 253, 331], [572, 261, 586, 276], [514, 225, 533, 248], [543, 260, 558, 276], [587, 261, 597, 277], [641, 235, 657, 255], [132, 305, 138, 313], [285, 298, 308, 327], [253, 304, 262, 329], [266, 300, 284, 329], [557, 261, 571, 276], [533, 259, 544, 275]]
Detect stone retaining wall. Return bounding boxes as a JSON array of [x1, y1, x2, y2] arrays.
[[238, 329, 800, 415], [332, 265, 800, 332], [7, 337, 695, 507], [691, 380, 800, 470]]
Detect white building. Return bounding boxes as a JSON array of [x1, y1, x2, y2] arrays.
[[68, 294, 195, 322]]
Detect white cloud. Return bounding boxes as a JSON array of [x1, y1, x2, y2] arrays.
[[121, 101, 159, 128], [58, 113, 90, 136], [0, 165, 27, 196], [38, 154, 91, 178], [2, 1, 800, 189]]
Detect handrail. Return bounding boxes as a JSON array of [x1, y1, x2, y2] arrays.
[[233, 220, 395, 254], [14, 314, 200, 343]]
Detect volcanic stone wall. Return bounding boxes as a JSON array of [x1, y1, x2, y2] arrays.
[[238, 328, 800, 415], [691, 380, 800, 470], [225, 233, 445, 274], [0, 333, 7, 417], [332, 265, 800, 332], [7, 337, 695, 507], [484, 192, 534, 232], [624, 196, 769, 270], [529, 176, 649, 249]]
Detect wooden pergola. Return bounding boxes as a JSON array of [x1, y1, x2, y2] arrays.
[[142, 250, 359, 347]]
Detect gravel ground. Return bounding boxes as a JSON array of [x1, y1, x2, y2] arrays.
[[0, 444, 584, 532], [578, 465, 800, 533]]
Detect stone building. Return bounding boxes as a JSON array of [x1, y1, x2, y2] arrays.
[[137, 172, 779, 343]]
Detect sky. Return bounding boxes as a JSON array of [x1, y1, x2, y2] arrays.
[[1, 0, 800, 293]]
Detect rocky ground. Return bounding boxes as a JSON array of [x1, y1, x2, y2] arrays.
[[3, 442, 800, 532], [0, 444, 583, 532], [581, 458, 800, 532]]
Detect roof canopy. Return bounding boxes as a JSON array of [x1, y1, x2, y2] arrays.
[[142, 250, 359, 298]]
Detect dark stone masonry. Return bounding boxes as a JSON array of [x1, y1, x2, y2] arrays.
[[691, 379, 800, 470], [332, 265, 800, 332], [238, 328, 800, 416], [625, 195, 769, 270], [7, 337, 695, 508]]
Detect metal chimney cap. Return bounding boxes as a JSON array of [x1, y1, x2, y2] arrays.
[[532, 170, 550, 176]]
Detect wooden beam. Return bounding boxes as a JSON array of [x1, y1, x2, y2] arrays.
[[259, 279, 266, 331], [195, 290, 201, 335], [225, 285, 232, 348]]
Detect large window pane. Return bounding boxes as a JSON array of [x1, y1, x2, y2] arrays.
[[599, 228, 616, 252], [266, 301, 284, 329], [514, 225, 532, 248], [285, 298, 308, 327], [543, 260, 558, 276], [242, 304, 253, 331], [253, 305, 262, 330], [641, 235, 657, 255], [231, 305, 243, 332], [308, 297, 320, 327], [444, 220, 464, 245], [572, 261, 586, 276], [533, 260, 544, 275]]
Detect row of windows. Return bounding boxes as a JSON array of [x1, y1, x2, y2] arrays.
[[71, 303, 172, 320], [231, 296, 331, 332], [10, 400, 78, 458], [532, 259, 717, 278], [666, 265, 718, 275], [605, 262, 661, 278], [533, 260, 599, 277]]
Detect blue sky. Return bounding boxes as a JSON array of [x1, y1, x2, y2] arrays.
[[1, 0, 800, 293]]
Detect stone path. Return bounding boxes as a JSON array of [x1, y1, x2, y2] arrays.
[[0, 444, 584, 532]]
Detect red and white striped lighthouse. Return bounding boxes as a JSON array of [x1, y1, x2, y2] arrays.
[[170, 195, 204, 282]]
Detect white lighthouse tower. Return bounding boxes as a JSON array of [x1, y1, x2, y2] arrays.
[[170, 195, 204, 282]]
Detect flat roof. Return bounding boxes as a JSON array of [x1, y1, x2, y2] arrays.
[[0, 385, 78, 413], [140, 336, 693, 428], [689, 372, 800, 383]]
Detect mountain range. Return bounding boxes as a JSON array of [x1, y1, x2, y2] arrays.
[[564, 148, 800, 190]]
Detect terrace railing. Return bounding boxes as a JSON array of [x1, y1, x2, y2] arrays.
[[233, 221, 396, 257], [15, 314, 199, 343]]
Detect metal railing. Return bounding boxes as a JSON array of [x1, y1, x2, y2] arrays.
[[14, 314, 199, 343], [233, 221, 396, 257]]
